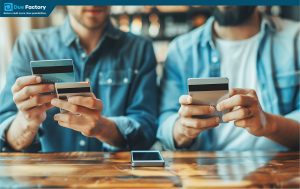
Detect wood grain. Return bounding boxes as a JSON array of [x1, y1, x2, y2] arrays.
[[0, 151, 299, 188]]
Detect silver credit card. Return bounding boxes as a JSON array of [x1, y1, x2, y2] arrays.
[[30, 59, 75, 84], [188, 77, 229, 123], [55, 82, 92, 113]]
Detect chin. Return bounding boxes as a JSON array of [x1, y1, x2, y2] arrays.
[[83, 17, 108, 29]]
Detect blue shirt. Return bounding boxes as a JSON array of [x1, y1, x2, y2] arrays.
[[0, 18, 158, 152], [158, 15, 300, 151]]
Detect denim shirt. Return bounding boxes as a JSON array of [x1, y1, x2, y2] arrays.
[[0, 18, 158, 152], [158, 15, 300, 151]]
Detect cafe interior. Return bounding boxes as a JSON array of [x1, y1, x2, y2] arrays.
[[0, 6, 299, 188]]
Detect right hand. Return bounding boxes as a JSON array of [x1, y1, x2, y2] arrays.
[[12, 75, 56, 127], [173, 95, 220, 147]]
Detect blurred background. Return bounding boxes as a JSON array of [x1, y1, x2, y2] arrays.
[[0, 6, 299, 90]]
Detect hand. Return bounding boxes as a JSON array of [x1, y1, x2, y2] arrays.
[[51, 96, 109, 137], [217, 88, 275, 136], [174, 95, 220, 147], [12, 75, 55, 126]]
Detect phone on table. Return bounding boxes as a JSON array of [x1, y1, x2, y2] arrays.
[[55, 82, 92, 113], [188, 77, 229, 123], [131, 150, 165, 167]]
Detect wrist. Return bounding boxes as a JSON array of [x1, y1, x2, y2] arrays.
[[94, 116, 116, 138], [7, 113, 39, 151], [173, 119, 194, 148], [264, 113, 278, 136], [16, 112, 40, 131]]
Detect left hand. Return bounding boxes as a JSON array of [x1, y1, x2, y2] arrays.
[[51, 96, 106, 137], [216, 88, 275, 136]]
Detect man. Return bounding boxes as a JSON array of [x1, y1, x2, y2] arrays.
[[158, 6, 299, 151], [0, 6, 158, 152]]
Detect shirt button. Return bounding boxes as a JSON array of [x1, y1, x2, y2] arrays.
[[123, 78, 129, 83], [2, 147, 6, 151], [81, 53, 87, 59], [79, 140, 86, 147], [85, 78, 90, 82], [134, 69, 139, 74], [212, 56, 219, 63], [107, 78, 112, 84]]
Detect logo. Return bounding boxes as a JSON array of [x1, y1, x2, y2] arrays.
[[4, 3, 13, 12], [2, 2, 47, 16]]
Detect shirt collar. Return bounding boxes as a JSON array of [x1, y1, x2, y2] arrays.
[[60, 17, 122, 47], [200, 13, 277, 48]]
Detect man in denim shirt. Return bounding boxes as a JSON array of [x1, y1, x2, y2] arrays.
[[158, 6, 299, 151], [0, 6, 158, 152]]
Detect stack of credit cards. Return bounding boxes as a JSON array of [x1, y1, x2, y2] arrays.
[[30, 59, 75, 84]]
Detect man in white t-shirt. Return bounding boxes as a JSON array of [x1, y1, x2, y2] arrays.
[[158, 6, 300, 151]]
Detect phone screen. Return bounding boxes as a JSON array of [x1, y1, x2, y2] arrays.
[[132, 152, 162, 161]]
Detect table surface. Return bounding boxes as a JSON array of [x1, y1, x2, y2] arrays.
[[0, 151, 299, 188]]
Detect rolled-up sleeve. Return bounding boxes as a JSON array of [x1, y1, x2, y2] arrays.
[[106, 40, 158, 150], [157, 40, 187, 150], [0, 33, 41, 152]]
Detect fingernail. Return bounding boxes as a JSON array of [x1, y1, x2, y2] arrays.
[[51, 99, 58, 104], [36, 76, 41, 83], [216, 104, 221, 111]]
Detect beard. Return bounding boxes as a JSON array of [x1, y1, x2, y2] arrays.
[[73, 14, 109, 30], [213, 6, 256, 26]]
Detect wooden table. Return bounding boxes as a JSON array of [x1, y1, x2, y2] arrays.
[[0, 151, 299, 188]]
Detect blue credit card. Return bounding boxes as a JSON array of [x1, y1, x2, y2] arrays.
[[30, 59, 75, 84]]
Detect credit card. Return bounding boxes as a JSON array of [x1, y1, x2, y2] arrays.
[[188, 77, 229, 123], [30, 59, 75, 84], [55, 82, 92, 113]]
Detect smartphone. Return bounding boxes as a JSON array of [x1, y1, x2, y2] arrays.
[[187, 77, 229, 123], [55, 82, 92, 113], [131, 150, 165, 167]]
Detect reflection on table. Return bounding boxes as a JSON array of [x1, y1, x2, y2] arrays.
[[0, 151, 299, 188]]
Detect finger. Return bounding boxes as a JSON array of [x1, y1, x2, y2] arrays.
[[12, 76, 42, 93], [54, 113, 83, 124], [57, 121, 82, 132], [217, 94, 256, 111], [234, 119, 250, 128], [14, 84, 55, 103], [182, 126, 202, 139], [222, 107, 253, 122], [22, 103, 53, 120], [180, 116, 220, 129], [179, 105, 215, 117], [68, 96, 102, 110], [179, 95, 192, 105], [229, 88, 253, 97], [17, 94, 56, 111], [51, 98, 95, 115]]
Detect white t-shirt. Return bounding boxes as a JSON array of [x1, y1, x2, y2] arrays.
[[211, 34, 286, 151]]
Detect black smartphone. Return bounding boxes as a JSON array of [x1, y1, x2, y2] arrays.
[[131, 150, 165, 167]]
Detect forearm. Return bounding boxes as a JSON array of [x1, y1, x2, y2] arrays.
[[265, 113, 300, 150], [6, 112, 39, 151], [95, 117, 126, 148]]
